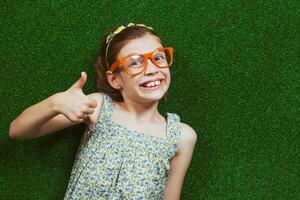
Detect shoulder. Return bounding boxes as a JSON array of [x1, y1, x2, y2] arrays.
[[168, 113, 198, 147], [180, 122, 198, 145], [176, 122, 198, 154]]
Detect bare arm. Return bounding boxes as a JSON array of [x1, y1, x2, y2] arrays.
[[9, 93, 62, 140], [9, 92, 101, 140], [164, 123, 198, 200], [9, 72, 101, 140]]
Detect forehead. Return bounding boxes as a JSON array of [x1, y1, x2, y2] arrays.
[[117, 34, 162, 58]]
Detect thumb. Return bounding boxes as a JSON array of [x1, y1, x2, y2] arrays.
[[71, 72, 87, 89]]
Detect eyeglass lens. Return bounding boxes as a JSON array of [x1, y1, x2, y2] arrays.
[[124, 48, 172, 74]]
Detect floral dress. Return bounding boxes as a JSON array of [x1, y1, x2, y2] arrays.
[[63, 93, 182, 200]]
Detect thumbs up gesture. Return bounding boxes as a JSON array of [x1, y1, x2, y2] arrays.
[[53, 72, 97, 126]]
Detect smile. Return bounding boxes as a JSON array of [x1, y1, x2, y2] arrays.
[[139, 79, 163, 90]]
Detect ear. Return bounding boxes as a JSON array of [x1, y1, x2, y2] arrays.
[[106, 71, 122, 90]]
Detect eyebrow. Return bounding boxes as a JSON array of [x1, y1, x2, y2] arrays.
[[121, 47, 164, 57]]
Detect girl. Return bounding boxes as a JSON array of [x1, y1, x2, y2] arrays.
[[9, 23, 197, 200]]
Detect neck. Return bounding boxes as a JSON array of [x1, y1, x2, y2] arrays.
[[118, 97, 161, 123]]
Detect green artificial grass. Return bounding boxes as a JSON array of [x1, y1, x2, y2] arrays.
[[1, 1, 298, 199]]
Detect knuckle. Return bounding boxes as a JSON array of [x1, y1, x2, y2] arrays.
[[76, 113, 84, 118], [89, 108, 95, 114], [91, 100, 97, 107], [87, 99, 97, 108]]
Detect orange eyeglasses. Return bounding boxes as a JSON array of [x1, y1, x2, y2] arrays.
[[109, 47, 173, 75]]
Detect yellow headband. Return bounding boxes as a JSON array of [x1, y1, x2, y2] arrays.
[[105, 23, 153, 44]]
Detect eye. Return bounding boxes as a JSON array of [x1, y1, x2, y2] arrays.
[[154, 52, 166, 62], [125, 55, 144, 68], [130, 60, 142, 66]]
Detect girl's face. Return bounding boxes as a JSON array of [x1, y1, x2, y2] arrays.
[[112, 34, 171, 103]]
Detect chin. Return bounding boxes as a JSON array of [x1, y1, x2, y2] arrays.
[[137, 90, 168, 104], [138, 86, 168, 102]]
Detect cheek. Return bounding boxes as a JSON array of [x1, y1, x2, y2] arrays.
[[119, 72, 133, 86], [163, 69, 171, 81]]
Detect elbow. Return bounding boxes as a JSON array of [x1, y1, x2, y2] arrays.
[[8, 120, 25, 140], [8, 121, 17, 139], [9, 120, 40, 140]]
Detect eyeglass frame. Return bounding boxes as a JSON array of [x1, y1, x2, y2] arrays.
[[109, 47, 174, 76]]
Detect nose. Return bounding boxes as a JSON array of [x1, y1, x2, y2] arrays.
[[144, 59, 159, 75]]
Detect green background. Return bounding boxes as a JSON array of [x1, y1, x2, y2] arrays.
[[1, 1, 298, 199]]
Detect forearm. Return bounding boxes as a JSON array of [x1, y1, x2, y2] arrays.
[[163, 182, 182, 200], [9, 94, 59, 140]]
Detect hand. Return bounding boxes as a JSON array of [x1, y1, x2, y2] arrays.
[[53, 72, 97, 127]]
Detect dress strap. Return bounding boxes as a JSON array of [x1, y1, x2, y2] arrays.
[[165, 113, 182, 159], [99, 93, 114, 121]]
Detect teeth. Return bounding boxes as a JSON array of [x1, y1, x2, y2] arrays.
[[144, 80, 161, 87]]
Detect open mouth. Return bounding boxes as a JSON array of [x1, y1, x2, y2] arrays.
[[139, 79, 163, 89]]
